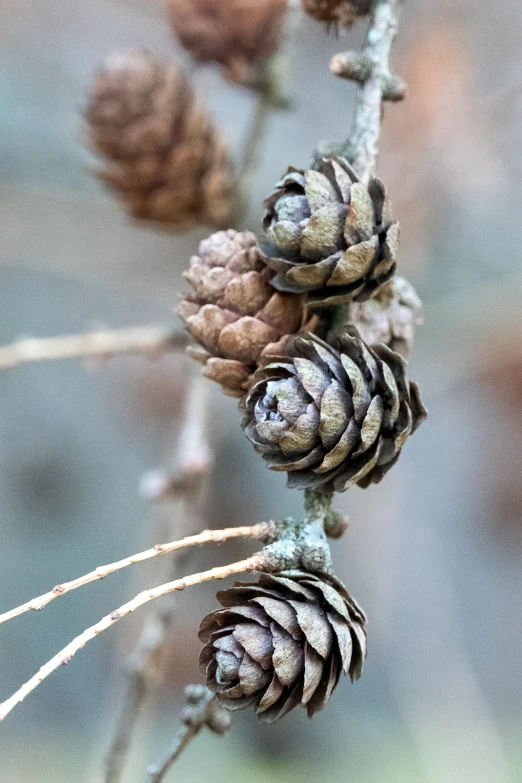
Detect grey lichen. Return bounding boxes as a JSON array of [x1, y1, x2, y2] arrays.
[[260, 514, 332, 574]]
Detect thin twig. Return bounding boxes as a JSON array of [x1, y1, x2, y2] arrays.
[[0, 524, 270, 627], [0, 555, 264, 723], [0, 325, 187, 370], [344, 0, 403, 183], [149, 715, 203, 782]]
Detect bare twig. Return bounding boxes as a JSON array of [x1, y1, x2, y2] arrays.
[[0, 524, 271, 627], [147, 685, 230, 783], [342, 0, 404, 183], [0, 555, 264, 723], [0, 325, 187, 370]]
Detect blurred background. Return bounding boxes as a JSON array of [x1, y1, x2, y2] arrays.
[[1, 0, 521, 781]]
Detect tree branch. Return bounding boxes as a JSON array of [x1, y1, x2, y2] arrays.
[[0, 324, 187, 370], [0, 523, 272, 627], [0, 555, 264, 723], [341, 0, 404, 183]]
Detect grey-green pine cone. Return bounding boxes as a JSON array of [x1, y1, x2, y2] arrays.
[[242, 331, 426, 492], [262, 158, 399, 307], [199, 570, 367, 722]]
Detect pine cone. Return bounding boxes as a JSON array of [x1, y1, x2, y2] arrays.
[[262, 158, 399, 307], [301, 0, 372, 26], [199, 570, 367, 722], [350, 276, 424, 357], [242, 331, 426, 491], [177, 230, 307, 397], [85, 50, 234, 228], [167, 0, 287, 87]]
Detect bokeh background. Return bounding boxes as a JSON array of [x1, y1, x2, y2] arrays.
[[1, 1, 521, 781]]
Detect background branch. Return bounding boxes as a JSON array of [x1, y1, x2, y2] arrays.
[[146, 685, 230, 783], [0, 324, 187, 370], [104, 374, 212, 783]]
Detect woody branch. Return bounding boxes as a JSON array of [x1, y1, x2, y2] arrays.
[[333, 0, 405, 183], [0, 324, 187, 370]]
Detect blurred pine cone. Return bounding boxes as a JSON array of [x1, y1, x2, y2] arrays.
[[85, 50, 233, 228], [262, 158, 399, 307], [350, 276, 424, 357], [199, 570, 366, 722], [177, 230, 307, 397], [242, 331, 426, 491], [167, 0, 287, 87], [301, 0, 372, 26]]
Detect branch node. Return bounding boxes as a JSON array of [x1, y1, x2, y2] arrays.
[[260, 514, 333, 574], [382, 73, 407, 102], [324, 511, 350, 539], [330, 51, 373, 82]]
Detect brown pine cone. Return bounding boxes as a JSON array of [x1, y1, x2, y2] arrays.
[[85, 50, 234, 228], [177, 230, 308, 397], [301, 0, 372, 26], [350, 276, 424, 357], [242, 331, 426, 491], [262, 158, 400, 307], [167, 0, 287, 87], [199, 570, 367, 722]]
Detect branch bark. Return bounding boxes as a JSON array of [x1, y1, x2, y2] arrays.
[[0, 325, 187, 370], [343, 0, 403, 183]]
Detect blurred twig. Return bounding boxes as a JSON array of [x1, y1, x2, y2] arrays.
[[0, 555, 263, 724], [232, 5, 299, 227], [146, 685, 231, 783], [104, 374, 212, 783], [232, 82, 278, 228], [0, 325, 187, 370]]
